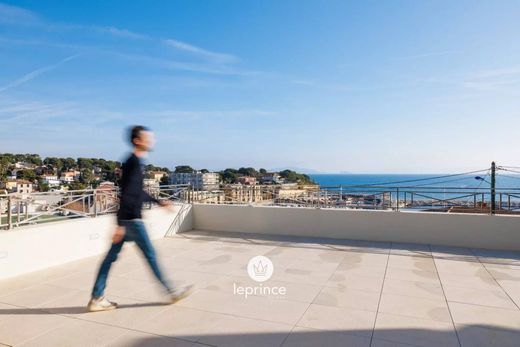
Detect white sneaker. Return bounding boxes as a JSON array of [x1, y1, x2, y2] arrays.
[[87, 297, 118, 312], [169, 285, 194, 304]]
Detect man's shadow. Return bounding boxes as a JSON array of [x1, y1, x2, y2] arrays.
[[0, 301, 170, 315]]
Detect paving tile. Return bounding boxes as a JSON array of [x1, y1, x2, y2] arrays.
[[0, 302, 72, 346], [335, 263, 387, 279], [379, 293, 452, 323], [105, 331, 195, 347], [387, 255, 436, 272], [18, 318, 129, 347], [265, 246, 346, 263], [138, 305, 223, 341], [270, 266, 333, 285], [204, 274, 323, 303], [487, 267, 520, 281], [438, 271, 501, 291], [341, 252, 389, 267], [0, 283, 77, 308], [177, 288, 310, 325], [371, 339, 422, 347], [443, 285, 517, 310], [385, 267, 440, 284], [390, 243, 431, 257], [373, 312, 459, 347], [434, 259, 485, 276], [197, 314, 292, 347], [30, 288, 95, 317], [281, 326, 371, 347], [77, 296, 172, 330], [186, 253, 253, 275], [472, 249, 520, 265], [430, 245, 477, 261], [496, 279, 520, 308], [43, 271, 99, 292], [297, 304, 377, 338], [382, 278, 444, 300], [456, 323, 520, 347], [449, 301, 520, 330], [326, 271, 384, 292], [3, 232, 520, 347], [312, 286, 380, 311]]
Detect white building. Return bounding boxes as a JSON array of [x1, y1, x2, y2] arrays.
[[170, 172, 220, 190], [43, 175, 60, 187], [260, 173, 284, 184], [59, 171, 77, 183]]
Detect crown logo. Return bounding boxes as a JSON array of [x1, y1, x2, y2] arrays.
[[247, 256, 274, 282], [253, 260, 268, 277]]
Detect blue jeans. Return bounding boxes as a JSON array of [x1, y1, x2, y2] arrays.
[[91, 219, 172, 298]]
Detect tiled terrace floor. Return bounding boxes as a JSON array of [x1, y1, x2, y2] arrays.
[[1, 230, 520, 347]]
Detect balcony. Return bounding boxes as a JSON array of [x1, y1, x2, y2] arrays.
[[1, 189, 520, 346]]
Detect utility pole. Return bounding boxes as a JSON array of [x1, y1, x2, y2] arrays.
[[490, 161, 496, 215]]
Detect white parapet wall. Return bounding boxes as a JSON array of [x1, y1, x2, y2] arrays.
[[192, 204, 520, 251], [0, 205, 192, 280]]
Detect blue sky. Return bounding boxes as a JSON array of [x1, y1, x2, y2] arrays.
[[1, 1, 519, 173]]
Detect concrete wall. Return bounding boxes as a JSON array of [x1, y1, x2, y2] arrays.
[[193, 204, 520, 251], [0, 206, 183, 280]]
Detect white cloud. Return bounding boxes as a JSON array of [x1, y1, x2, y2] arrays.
[[0, 54, 80, 93], [93, 26, 148, 40], [0, 2, 40, 25], [163, 38, 238, 64]]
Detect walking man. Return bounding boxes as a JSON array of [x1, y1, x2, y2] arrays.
[[87, 125, 192, 312]]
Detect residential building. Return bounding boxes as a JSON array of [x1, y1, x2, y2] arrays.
[[60, 171, 76, 183], [147, 171, 167, 183], [5, 179, 18, 191], [42, 175, 60, 187], [14, 162, 36, 170], [170, 172, 220, 190], [222, 184, 265, 203], [16, 180, 33, 195], [237, 176, 257, 185], [144, 179, 161, 199], [260, 173, 284, 184]]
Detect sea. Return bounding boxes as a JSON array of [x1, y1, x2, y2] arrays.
[[308, 174, 520, 189], [308, 174, 520, 207]]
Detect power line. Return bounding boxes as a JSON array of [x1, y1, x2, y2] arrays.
[[411, 176, 478, 188], [498, 167, 520, 175], [346, 168, 490, 187]]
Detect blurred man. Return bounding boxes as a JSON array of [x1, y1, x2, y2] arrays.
[[87, 125, 192, 312]]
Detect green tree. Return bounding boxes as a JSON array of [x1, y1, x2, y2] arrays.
[[69, 181, 87, 190], [175, 165, 195, 173], [17, 169, 36, 181], [77, 158, 93, 170], [259, 168, 267, 174], [160, 175, 170, 185], [80, 169, 94, 185], [220, 168, 238, 184], [37, 178, 50, 192], [238, 167, 258, 177], [279, 170, 314, 184], [200, 169, 209, 174], [62, 158, 76, 171], [43, 157, 62, 171]]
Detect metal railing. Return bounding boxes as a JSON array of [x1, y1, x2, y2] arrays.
[[0, 184, 190, 230], [187, 185, 520, 214], [2, 183, 520, 230]]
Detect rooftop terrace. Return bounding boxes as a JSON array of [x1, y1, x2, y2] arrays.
[[1, 230, 520, 347]]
